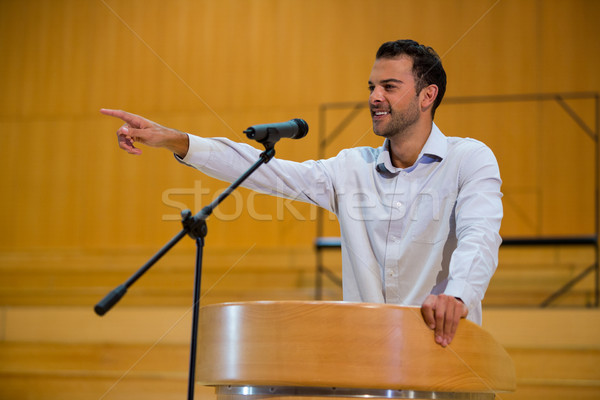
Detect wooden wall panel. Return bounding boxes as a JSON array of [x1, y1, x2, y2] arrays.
[[0, 0, 599, 249]]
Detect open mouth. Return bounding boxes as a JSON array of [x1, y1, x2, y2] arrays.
[[371, 110, 390, 120]]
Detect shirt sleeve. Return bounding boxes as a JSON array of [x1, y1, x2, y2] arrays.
[[443, 142, 503, 316], [175, 133, 338, 213]]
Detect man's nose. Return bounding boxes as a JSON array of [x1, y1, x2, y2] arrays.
[[369, 86, 384, 104]]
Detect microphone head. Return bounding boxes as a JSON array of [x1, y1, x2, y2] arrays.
[[291, 118, 309, 139]]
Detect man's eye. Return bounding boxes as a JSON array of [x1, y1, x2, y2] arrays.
[[385, 84, 396, 90], [368, 86, 375, 92]]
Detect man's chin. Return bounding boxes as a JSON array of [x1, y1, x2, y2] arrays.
[[372, 122, 385, 137], [373, 127, 393, 138]]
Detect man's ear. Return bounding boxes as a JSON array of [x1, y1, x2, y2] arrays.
[[420, 84, 438, 112]]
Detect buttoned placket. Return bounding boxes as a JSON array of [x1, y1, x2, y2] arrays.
[[383, 169, 411, 303]]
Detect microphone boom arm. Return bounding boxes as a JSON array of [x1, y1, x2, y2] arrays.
[[94, 145, 276, 400]]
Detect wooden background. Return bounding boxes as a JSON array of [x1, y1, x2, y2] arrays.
[[1, 0, 599, 399]]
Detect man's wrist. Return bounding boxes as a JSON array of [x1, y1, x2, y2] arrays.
[[167, 130, 190, 158]]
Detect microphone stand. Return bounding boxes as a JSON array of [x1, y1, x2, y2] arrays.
[[94, 145, 276, 400]]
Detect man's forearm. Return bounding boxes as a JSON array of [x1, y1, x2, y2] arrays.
[[165, 129, 190, 158]]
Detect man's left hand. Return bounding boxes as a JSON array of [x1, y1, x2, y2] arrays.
[[421, 294, 468, 347]]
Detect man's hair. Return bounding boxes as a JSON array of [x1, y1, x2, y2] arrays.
[[376, 39, 446, 118]]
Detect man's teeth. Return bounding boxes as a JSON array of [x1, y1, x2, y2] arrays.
[[375, 111, 389, 116]]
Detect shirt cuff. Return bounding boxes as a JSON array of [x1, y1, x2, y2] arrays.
[[174, 134, 213, 168], [443, 279, 478, 312]]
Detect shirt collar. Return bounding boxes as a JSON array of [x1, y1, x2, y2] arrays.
[[376, 122, 447, 174]]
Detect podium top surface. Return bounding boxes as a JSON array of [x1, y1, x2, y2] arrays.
[[196, 301, 516, 394]]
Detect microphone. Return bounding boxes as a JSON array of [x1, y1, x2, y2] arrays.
[[244, 118, 309, 146]]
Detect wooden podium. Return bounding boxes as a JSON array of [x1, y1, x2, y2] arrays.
[[195, 301, 516, 399]]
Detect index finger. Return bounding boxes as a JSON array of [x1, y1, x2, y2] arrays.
[[100, 108, 147, 129], [420, 295, 436, 330]]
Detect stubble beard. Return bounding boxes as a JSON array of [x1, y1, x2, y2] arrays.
[[373, 98, 421, 139]]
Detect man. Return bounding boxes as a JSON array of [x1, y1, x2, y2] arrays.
[[101, 39, 503, 347]]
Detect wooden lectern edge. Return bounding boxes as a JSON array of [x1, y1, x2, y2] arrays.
[[196, 301, 516, 394]]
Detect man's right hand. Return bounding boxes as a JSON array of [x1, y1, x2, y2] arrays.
[[421, 294, 468, 347], [100, 109, 189, 158]]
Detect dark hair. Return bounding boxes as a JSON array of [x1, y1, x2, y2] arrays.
[[376, 39, 446, 118]]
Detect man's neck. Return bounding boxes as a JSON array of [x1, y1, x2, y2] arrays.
[[388, 119, 433, 169]]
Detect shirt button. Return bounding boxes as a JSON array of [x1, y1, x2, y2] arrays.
[[394, 201, 406, 217]]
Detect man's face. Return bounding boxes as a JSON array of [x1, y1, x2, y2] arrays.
[[368, 56, 421, 138]]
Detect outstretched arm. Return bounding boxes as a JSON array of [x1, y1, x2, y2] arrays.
[[100, 109, 189, 158]]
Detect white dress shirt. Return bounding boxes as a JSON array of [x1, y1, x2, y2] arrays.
[[178, 122, 503, 324]]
